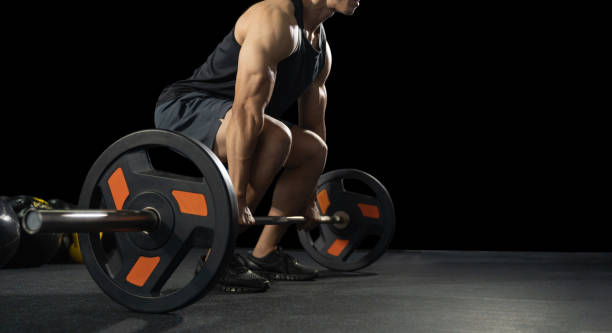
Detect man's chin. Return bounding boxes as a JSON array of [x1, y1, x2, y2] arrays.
[[340, 8, 357, 16]]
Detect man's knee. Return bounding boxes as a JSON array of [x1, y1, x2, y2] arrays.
[[288, 129, 328, 169], [304, 131, 328, 162], [260, 116, 293, 164]]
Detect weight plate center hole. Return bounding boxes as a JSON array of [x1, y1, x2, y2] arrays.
[[333, 211, 351, 230]]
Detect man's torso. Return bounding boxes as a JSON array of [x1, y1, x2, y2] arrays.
[[157, 0, 327, 119]]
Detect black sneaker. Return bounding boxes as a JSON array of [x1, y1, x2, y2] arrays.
[[195, 252, 271, 293], [243, 247, 318, 281]]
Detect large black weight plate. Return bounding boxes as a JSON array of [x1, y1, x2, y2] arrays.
[[78, 129, 237, 313], [297, 169, 395, 271]]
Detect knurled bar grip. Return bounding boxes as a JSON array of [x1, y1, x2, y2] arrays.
[[254, 215, 344, 225]]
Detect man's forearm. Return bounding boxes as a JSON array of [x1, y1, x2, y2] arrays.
[[311, 123, 326, 143], [226, 105, 264, 203], [298, 85, 327, 142]]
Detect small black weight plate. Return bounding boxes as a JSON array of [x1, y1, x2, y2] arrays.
[[297, 169, 395, 271], [6, 196, 62, 268], [78, 129, 237, 313]]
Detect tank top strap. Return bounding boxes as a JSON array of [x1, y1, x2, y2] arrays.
[[291, 0, 305, 28]]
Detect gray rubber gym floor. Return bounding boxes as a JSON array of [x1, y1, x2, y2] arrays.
[[1, 250, 612, 332]]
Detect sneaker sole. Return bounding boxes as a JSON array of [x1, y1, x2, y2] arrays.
[[219, 285, 269, 293], [254, 271, 317, 281]]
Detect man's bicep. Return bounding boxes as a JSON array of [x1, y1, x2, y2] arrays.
[[314, 41, 332, 87], [233, 9, 297, 108], [298, 42, 331, 136], [234, 42, 278, 108]]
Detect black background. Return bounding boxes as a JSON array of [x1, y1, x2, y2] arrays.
[[2, 3, 606, 251]]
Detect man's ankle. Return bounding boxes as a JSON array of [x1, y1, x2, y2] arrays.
[[251, 246, 277, 259]]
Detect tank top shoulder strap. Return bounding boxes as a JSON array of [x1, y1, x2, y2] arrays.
[[291, 0, 304, 28], [318, 24, 327, 72], [319, 24, 327, 50]]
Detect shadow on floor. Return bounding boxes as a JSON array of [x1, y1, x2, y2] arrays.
[[316, 270, 378, 279], [1, 293, 184, 332]]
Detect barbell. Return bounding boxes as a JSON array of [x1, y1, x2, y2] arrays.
[[23, 209, 349, 234], [23, 129, 395, 313]]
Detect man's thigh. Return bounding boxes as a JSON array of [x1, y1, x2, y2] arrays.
[[155, 92, 231, 151]]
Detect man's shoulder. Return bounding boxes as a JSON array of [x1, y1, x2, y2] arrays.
[[241, 0, 298, 28], [235, 0, 300, 58], [261, 0, 297, 19]]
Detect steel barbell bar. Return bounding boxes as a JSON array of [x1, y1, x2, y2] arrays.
[[22, 208, 350, 234]]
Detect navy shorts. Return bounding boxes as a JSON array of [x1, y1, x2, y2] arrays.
[[154, 91, 233, 150], [154, 91, 295, 150]]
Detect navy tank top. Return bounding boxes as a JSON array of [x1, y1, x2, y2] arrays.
[[156, 0, 327, 119]]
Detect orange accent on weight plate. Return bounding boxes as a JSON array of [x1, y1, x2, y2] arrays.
[[172, 190, 208, 216], [327, 239, 349, 256], [317, 189, 330, 215], [108, 168, 130, 210], [126, 256, 160, 287], [357, 203, 380, 219]]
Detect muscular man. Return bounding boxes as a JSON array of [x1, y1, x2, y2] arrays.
[[155, 0, 360, 293]]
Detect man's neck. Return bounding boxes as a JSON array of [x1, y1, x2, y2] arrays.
[[301, 0, 335, 31]]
